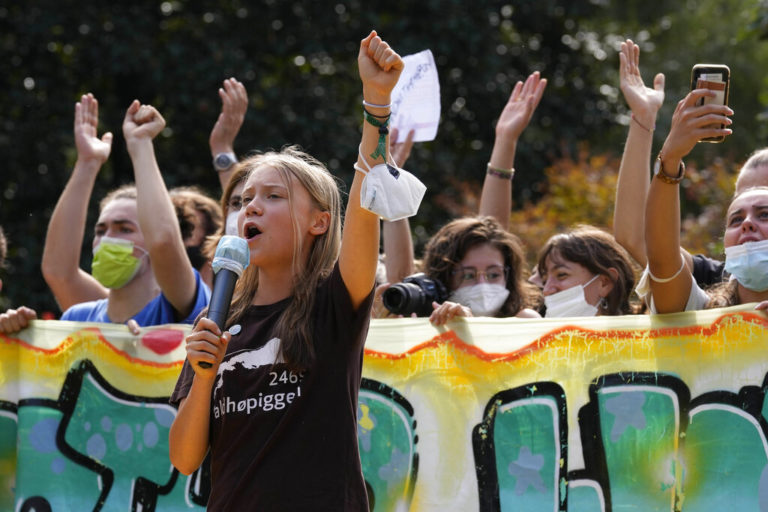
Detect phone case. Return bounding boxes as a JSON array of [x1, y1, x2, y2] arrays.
[[690, 64, 730, 143]]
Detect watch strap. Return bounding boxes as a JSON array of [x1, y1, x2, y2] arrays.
[[653, 153, 685, 184]]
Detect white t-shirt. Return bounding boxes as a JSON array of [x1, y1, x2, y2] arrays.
[[636, 266, 710, 313]]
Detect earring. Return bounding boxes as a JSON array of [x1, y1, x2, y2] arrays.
[[599, 297, 608, 311]]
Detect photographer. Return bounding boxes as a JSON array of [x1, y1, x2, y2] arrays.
[[385, 216, 540, 325]]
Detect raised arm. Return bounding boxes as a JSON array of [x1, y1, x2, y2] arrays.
[[479, 71, 546, 230], [209, 78, 248, 189], [645, 90, 732, 313], [340, 31, 404, 308], [123, 101, 199, 319], [613, 39, 664, 266], [41, 94, 112, 311]]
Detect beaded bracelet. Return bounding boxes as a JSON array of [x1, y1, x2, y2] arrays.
[[486, 163, 514, 180]]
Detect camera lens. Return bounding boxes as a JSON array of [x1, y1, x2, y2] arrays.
[[382, 285, 406, 311], [381, 273, 447, 317], [382, 283, 421, 315]]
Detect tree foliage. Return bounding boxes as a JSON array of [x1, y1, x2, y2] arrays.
[[1, 0, 767, 313], [508, 148, 739, 269]]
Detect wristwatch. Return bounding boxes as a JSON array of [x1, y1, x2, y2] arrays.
[[653, 153, 685, 185], [213, 152, 237, 172]]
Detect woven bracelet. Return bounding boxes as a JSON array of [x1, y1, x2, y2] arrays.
[[363, 111, 389, 160], [363, 106, 391, 119]]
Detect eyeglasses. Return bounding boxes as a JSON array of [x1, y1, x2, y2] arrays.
[[228, 196, 243, 211], [451, 265, 508, 285]]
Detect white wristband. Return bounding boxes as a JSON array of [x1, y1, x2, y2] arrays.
[[647, 259, 686, 283], [362, 100, 391, 109]]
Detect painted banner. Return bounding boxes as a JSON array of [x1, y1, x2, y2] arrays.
[[1, 306, 768, 511]]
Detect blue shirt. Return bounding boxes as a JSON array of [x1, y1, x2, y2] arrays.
[[61, 270, 210, 326]]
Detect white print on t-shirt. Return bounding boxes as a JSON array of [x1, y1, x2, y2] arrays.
[[213, 337, 284, 394], [212, 337, 306, 419], [213, 383, 302, 418]]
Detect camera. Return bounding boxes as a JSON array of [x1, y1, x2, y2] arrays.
[[382, 273, 448, 317]]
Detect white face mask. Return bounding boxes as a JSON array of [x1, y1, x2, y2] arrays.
[[544, 274, 600, 318], [225, 210, 240, 236], [449, 283, 510, 317], [724, 239, 768, 292], [355, 147, 427, 221]]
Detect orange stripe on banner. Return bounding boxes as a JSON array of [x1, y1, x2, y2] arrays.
[[364, 312, 768, 361]]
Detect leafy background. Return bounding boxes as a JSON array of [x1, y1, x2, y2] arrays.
[[2, 0, 767, 315]]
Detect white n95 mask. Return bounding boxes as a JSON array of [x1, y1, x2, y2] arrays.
[[449, 283, 510, 317], [355, 148, 426, 221]]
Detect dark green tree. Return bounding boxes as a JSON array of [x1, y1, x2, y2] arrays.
[[1, 0, 766, 314]]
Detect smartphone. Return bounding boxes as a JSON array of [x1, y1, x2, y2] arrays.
[[690, 64, 730, 143]]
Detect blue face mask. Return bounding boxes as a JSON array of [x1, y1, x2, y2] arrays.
[[724, 239, 768, 292]]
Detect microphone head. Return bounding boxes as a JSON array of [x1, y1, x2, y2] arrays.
[[212, 235, 250, 277]]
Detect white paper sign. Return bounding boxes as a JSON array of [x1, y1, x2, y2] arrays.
[[390, 49, 440, 143]]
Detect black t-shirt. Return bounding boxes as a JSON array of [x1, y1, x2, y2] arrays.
[[171, 264, 374, 511], [692, 254, 727, 288]]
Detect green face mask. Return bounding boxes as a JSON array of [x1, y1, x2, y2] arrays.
[[91, 236, 146, 289]]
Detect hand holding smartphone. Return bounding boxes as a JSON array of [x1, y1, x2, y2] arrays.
[[690, 64, 730, 143]]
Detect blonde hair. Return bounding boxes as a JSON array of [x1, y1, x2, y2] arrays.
[[203, 163, 253, 260], [708, 186, 768, 308], [226, 146, 342, 368], [736, 148, 768, 192]]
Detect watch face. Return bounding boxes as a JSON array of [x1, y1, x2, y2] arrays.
[[214, 153, 236, 170]]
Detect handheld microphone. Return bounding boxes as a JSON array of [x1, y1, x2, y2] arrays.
[[198, 235, 250, 369]]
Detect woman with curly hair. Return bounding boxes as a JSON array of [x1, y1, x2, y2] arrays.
[[423, 216, 541, 325]]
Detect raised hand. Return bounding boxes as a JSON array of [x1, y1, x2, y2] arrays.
[[209, 77, 248, 155], [122, 100, 166, 149], [358, 30, 404, 104], [74, 93, 112, 165], [619, 39, 664, 127], [495, 71, 547, 142], [660, 90, 733, 162]]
